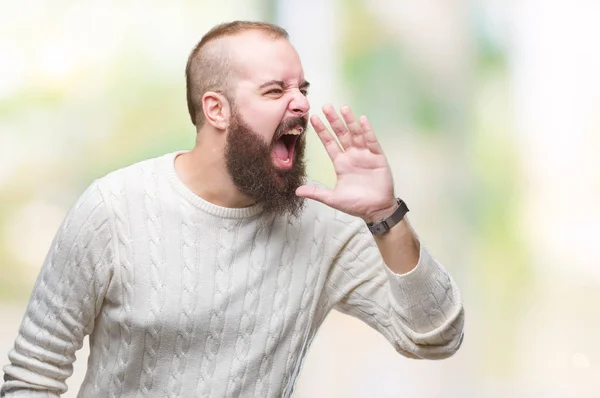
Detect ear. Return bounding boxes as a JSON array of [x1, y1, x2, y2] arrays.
[[202, 91, 231, 130]]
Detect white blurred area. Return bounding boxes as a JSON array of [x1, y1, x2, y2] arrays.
[[1, 1, 600, 397], [513, 0, 600, 282], [510, 1, 600, 396]]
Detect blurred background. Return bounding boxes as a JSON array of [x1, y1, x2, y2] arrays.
[[1, 0, 599, 396]]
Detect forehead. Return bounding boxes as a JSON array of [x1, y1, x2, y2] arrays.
[[228, 31, 305, 85]]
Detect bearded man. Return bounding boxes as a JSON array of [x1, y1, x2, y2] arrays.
[[2, 21, 464, 398]]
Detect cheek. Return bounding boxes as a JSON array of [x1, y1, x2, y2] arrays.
[[241, 109, 286, 139]]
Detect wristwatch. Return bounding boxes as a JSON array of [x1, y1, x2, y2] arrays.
[[366, 198, 409, 236]]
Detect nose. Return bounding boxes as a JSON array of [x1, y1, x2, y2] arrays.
[[289, 89, 310, 117]]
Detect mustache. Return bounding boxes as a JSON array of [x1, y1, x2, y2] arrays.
[[274, 116, 309, 141]]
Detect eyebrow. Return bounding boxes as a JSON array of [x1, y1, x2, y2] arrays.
[[258, 79, 311, 90]]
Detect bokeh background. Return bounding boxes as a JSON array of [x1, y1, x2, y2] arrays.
[[1, 0, 599, 397]]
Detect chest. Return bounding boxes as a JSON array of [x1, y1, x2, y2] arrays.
[[110, 214, 330, 344]]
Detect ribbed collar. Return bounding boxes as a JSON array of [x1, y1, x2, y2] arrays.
[[163, 150, 264, 219]]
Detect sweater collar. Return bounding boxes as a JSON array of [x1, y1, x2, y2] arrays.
[[163, 151, 264, 219]]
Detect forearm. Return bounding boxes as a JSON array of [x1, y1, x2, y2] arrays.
[[327, 217, 464, 358], [367, 208, 464, 349], [363, 196, 420, 275], [372, 217, 420, 275]]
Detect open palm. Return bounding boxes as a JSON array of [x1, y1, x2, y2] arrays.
[[296, 104, 397, 222]]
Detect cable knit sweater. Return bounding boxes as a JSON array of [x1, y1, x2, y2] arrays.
[[2, 151, 464, 397]]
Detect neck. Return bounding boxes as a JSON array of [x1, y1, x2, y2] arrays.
[[174, 136, 256, 209]]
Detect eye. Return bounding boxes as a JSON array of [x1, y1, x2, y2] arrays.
[[300, 89, 309, 96], [265, 88, 283, 95]]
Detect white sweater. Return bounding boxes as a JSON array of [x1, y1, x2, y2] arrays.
[[2, 151, 464, 397]]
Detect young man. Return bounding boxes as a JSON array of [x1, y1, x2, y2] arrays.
[[2, 21, 464, 397]]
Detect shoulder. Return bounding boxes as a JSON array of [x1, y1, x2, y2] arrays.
[[71, 152, 180, 223], [95, 152, 176, 192], [86, 151, 182, 206]]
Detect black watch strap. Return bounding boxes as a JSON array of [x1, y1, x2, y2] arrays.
[[366, 198, 409, 236]]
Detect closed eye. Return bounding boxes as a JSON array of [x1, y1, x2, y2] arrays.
[[265, 89, 283, 95], [264, 87, 308, 96]]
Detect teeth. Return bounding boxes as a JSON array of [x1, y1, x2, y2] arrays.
[[285, 128, 303, 136]]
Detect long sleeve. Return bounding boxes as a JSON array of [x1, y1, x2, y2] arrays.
[[1, 182, 116, 397], [325, 216, 464, 359]]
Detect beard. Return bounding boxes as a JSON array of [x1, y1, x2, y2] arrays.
[[224, 108, 308, 217]]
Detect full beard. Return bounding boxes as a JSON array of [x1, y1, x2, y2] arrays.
[[224, 110, 307, 218]]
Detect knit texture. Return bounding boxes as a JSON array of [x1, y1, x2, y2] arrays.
[[2, 151, 464, 397]]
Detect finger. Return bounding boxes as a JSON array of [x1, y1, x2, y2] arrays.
[[340, 105, 366, 148], [295, 184, 334, 206], [360, 115, 384, 154], [310, 115, 342, 160], [322, 104, 352, 150]]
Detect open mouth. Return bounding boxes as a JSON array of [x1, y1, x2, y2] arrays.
[[272, 126, 304, 167]]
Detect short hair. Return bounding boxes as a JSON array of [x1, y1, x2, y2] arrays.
[[185, 21, 289, 127]]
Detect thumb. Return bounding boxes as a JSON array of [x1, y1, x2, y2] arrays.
[[295, 184, 333, 205]]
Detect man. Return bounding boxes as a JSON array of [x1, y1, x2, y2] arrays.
[[2, 21, 464, 397]]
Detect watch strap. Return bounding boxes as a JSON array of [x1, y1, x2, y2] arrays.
[[366, 198, 409, 235]]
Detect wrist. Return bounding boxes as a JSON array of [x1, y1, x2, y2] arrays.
[[362, 199, 400, 224], [365, 198, 410, 236]]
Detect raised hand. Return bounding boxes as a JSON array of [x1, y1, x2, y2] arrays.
[[295, 104, 398, 223]]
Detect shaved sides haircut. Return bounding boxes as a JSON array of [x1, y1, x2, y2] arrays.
[[185, 21, 289, 127]]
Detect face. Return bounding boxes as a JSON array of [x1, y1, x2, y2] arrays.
[[223, 31, 312, 216]]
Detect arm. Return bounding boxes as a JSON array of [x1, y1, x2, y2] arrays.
[[296, 104, 464, 358], [1, 182, 115, 397], [325, 213, 463, 359]]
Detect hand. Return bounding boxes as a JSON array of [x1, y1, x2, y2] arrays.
[[295, 104, 398, 223]]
